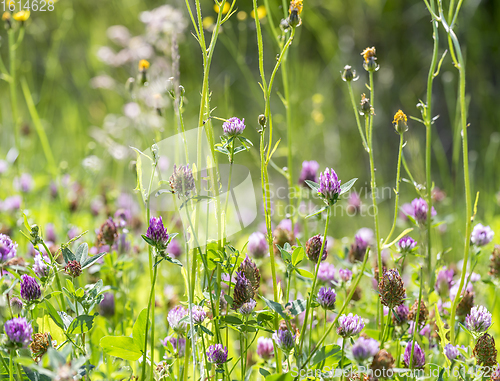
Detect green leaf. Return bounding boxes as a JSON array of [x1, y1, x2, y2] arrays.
[[295, 268, 314, 279], [75, 243, 88, 264], [65, 279, 76, 295], [45, 301, 64, 330], [62, 247, 76, 264], [132, 308, 150, 349], [220, 315, 243, 325], [339, 178, 358, 195], [283, 299, 307, 316], [260, 296, 286, 319], [81, 252, 107, 269], [100, 336, 143, 361], [215, 145, 229, 155], [310, 344, 341, 368], [304, 180, 320, 192], [305, 206, 327, 219], [291, 247, 305, 266], [434, 305, 451, 368], [259, 368, 271, 378], [67, 314, 95, 335], [200, 325, 214, 337]]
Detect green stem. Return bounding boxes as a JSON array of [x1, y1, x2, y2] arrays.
[[299, 208, 331, 352], [340, 338, 346, 381], [41, 241, 66, 311], [298, 247, 371, 372], [8, 29, 19, 158], [437, 3, 472, 346], [425, 0, 439, 296], [346, 82, 368, 151], [365, 98, 383, 335], [410, 267, 423, 373], [380, 309, 391, 347], [383, 134, 404, 245], [9, 350, 14, 381]]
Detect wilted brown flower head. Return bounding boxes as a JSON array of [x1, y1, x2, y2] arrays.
[[456, 291, 474, 318], [489, 245, 500, 278], [409, 300, 428, 327], [30, 332, 50, 362], [370, 349, 394, 378], [378, 269, 406, 309]]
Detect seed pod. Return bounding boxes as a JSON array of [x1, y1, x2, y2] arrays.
[[473, 334, 497, 368]]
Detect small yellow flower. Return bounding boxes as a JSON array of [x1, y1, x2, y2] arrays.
[[214, 2, 230, 14], [138, 59, 150, 72], [2, 12, 11, 20], [237, 11, 247, 21], [13, 10, 30, 22], [289, 0, 303, 15], [361, 47, 376, 64], [251, 6, 266, 20], [202, 16, 215, 30], [393, 109, 408, 134], [393, 110, 407, 125]]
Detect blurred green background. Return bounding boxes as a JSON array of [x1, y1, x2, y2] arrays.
[[1, 0, 499, 243]]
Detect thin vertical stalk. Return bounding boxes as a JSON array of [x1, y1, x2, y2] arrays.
[[383, 134, 405, 245], [346, 82, 368, 150], [424, 0, 440, 295], [299, 208, 331, 352], [365, 79, 383, 334], [439, 8, 472, 345], [8, 29, 19, 157], [298, 247, 371, 371]]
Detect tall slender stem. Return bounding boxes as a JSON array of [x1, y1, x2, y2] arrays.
[[346, 82, 368, 150], [299, 207, 331, 352], [365, 90, 383, 334], [424, 0, 440, 295], [298, 247, 371, 371], [443, 12, 472, 345], [8, 29, 19, 159], [383, 134, 404, 245]]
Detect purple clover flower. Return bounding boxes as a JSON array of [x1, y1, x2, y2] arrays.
[[20, 274, 41, 302], [393, 303, 409, 325], [318, 262, 336, 283], [257, 337, 274, 360], [222, 117, 246, 137], [318, 168, 341, 205], [99, 293, 115, 317], [435, 267, 454, 298], [239, 299, 257, 316], [339, 268, 353, 282], [206, 344, 228, 366], [444, 344, 460, 361], [13, 173, 34, 193], [247, 232, 268, 258], [351, 337, 380, 362], [169, 164, 195, 199], [0, 234, 17, 263], [466, 305, 492, 333], [404, 340, 425, 369], [272, 329, 296, 354], [470, 224, 494, 247], [146, 216, 170, 251], [398, 236, 417, 253], [191, 305, 207, 324], [411, 198, 436, 224], [298, 160, 320, 187], [317, 287, 336, 310], [4, 317, 33, 348], [168, 306, 188, 333], [337, 313, 365, 337], [162, 336, 186, 357], [33, 253, 50, 278]]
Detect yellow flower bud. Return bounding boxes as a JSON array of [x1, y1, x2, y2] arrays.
[[13, 10, 30, 22], [138, 59, 150, 72]]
